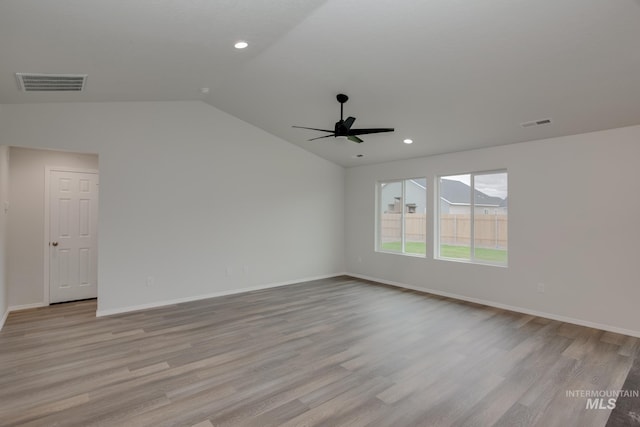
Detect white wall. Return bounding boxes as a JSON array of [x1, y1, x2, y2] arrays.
[[7, 147, 98, 308], [0, 101, 345, 314], [346, 125, 640, 335], [0, 145, 9, 327]]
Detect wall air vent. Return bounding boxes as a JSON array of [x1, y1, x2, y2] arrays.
[[15, 73, 87, 92], [521, 118, 552, 128]]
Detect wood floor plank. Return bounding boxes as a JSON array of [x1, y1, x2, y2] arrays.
[[0, 276, 637, 426]]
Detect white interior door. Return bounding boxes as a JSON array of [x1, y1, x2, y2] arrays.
[[49, 170, 99, 303]]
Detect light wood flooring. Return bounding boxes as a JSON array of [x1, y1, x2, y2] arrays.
[[1, 276, 638, 427]]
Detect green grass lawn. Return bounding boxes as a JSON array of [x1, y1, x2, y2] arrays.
[[381, 242, 507, 263], [381, 241, 426, 255]]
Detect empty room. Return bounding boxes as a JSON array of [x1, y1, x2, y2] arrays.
[[0, 1, 639, 426]]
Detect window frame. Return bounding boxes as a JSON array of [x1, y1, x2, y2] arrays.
[[436, 170, 508, 267], [376, 177, 427, 258]]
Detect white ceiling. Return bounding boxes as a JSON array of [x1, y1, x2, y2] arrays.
[[2, 0, 640, 167]]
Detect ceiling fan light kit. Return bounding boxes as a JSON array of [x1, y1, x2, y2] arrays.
[[293, 94, 394, 143]]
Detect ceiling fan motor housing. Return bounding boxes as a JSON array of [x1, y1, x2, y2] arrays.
[[292, 93, 393, 143]]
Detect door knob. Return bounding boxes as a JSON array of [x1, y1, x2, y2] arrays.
[[51, 242, 58, 247]]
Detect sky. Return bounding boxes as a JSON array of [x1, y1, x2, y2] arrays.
[[445, 173, 508, 199]]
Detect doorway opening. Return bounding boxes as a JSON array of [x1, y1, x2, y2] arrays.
[[7, 147, 99, 308]]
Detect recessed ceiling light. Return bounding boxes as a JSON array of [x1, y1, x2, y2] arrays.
[[200, 87, 210, 94], [403, 139, 413, 144], [234, 41, 248, 49]]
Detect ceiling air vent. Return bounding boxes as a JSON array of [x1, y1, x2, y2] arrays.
[[521, 118, 552, 128], [15, 73, 87, 92]]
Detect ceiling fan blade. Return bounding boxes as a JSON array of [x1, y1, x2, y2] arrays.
[[343, 117, 356, 130], [348, 128, 394, 135], [293, 95, 390, 143], [292, 126, 334, 133], [308, 134, 336, 141]]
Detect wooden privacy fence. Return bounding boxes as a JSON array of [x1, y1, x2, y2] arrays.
[[380, 213, 426, 243], [381, 213, 508, 249]]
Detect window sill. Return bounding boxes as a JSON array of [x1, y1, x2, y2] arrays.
[[435, 256, 508, 268], [376, 250, 426, 259]]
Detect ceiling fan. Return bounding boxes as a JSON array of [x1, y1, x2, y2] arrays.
[[293, 94, 394, 143]]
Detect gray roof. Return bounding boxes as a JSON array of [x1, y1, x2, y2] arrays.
[[408, 178, 505, 206], [440, 179, 504, 206], [411, 178, 427, 188]]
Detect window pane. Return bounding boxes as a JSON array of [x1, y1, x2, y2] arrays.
[[380, 181, 402, 252], [473, 173, 508, 264], [404, 179, 426, 255], [439, 175, 471, 260]]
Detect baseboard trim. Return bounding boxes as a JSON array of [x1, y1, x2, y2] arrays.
[[0, 302, 48, 331], [0, 308, 9, 331], [347, 273, 640, 338], [96, 273, 348, 317], [8, 302, 47, 312]]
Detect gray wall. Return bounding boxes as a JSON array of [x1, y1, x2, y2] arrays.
[[0, 101, 345, 315], [0, 145, 9, 326], [346, 125, 640, 336]]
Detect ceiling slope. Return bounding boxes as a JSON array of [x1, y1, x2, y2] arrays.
[[1, 0, 640, 166]]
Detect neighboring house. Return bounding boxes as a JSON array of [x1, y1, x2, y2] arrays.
[[381, 178, 507, 215], [380, 179, 427, 214], [439, 179, 507, 215]]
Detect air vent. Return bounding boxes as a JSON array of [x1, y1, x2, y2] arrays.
[[521, 118, 552, 128], [16, 73, 87, 92]]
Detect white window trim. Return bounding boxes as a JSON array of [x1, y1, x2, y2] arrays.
[[436, 170, 508, 267], [376, 178, 426, 258]]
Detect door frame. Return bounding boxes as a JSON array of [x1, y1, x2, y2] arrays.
[[44, 166, 99, 305]]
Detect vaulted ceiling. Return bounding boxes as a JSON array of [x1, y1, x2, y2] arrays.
[[2, 0, 640, 166]]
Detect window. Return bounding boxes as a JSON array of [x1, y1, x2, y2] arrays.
[[377, 178, 426, 256], [438, 171, 508, 265]]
